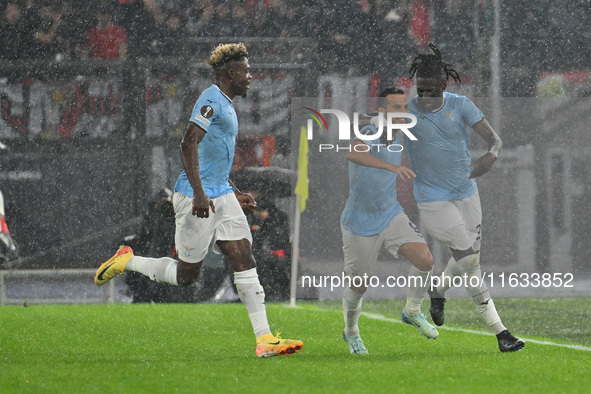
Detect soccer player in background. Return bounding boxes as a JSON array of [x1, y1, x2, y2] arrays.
[[341, 88, 438, 356], [404, 43, 524, 352], [94, 43, 303, 358]]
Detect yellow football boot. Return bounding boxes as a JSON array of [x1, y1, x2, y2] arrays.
[[255, 333, 303, 358], [94, 246, 134, 286]]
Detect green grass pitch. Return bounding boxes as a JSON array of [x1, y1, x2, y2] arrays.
[[1, 299, 590, 393]]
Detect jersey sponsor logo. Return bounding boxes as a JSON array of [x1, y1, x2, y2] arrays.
[[201, 105, 214, 118], [194, 114, 210, 127]]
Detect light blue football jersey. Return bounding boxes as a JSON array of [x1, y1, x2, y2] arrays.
[[405, 92, 484, 203], [175, 85, 238, 198], [340, 126, 404, 236]]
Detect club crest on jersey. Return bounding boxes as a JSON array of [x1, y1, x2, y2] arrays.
[[201, 105, 214, 118], [444, 109, 457, 121]]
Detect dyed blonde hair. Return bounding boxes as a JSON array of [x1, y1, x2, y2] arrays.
[[208, 43, 248, 69]]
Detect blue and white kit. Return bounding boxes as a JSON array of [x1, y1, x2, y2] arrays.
[[175, 85, 238, 199], [405, 92, 484, 204], [174, 85, 251, 262], [405, 92, 485, 251]]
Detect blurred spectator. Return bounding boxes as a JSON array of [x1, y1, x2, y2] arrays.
[[279, 0, 323, 39], [353, 0, 416, 76], [373, 0, 415, 78], [251, 0, 290, 37], [151, 0, 189, 17], [60, 3, 95, 60], [0, 2, 28, 60], [185, 0, 215, 36], [246, 194, 291, 301], [115, 0, 158, 58], [545, 0, 591, 71], [500, 3, 546, 96], [431, 0, 476, 75], [23, 0, 66, 60], [154, 11, 186, 56], [318, 0, 361, 74], [212, 1, 248, 37], [82, 4, 127, 59], [122, 188, 196, 303]]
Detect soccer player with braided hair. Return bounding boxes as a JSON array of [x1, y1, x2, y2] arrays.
[[404, 43, 524, 352], [94, 43, 303, 358]]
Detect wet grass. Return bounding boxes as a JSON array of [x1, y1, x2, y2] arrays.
[[0, 301, 589, 393], [320, 297, 591, 347]]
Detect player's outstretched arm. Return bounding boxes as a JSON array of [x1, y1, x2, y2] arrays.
[[469, 118, 502, 179], [345, 140, 416, 181], [181, 122, 215, 217]]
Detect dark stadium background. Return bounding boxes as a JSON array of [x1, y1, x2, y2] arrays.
[[0, 0, 589, 288]]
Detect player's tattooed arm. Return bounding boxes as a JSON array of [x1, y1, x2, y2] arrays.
[[469, 118, 502, 179], [181, 122, 215, 217]]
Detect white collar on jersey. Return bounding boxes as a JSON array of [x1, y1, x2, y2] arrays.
[[213, 84, 232, 103], [430, 97, 445, 113]]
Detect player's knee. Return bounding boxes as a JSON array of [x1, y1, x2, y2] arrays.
[[176, 261, 202, 286], [218, 239, 256, 271], [227, 249, 256, 271], [412, 246, 434, 271], [455, 252, 480, 273], [415, 255, 433, 272], [421, 251, 434, 271]]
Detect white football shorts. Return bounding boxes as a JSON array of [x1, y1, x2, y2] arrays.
[[173, 192, 252, 263], [417, 191, 482, 252], [342, 211, 426, 278]]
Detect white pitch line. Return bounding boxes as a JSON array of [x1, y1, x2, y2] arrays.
[[284, 304, 591, 352], [360, 312, 591, 352]]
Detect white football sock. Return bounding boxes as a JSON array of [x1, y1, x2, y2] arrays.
[[405, 266, 432, 316], [437, 257, 460, 295], [455, 253, 506, 334], [234, 268, 271, 338], [342, 287, 364, 337], [126, 256, 178, 285]]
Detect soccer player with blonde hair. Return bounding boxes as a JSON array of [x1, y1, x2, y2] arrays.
[[95, 43, 303, 358]]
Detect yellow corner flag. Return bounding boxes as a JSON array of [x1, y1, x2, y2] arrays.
[[294, 125, 309, 212]]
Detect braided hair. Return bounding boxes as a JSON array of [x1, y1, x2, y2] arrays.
[[409, 43, 461, 83]]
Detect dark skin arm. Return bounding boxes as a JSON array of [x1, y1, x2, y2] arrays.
[[228, 179, 257, 211], [469, 118, 502, 178], [180, 122, 215, 217]]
